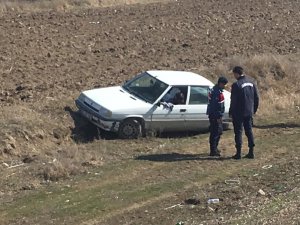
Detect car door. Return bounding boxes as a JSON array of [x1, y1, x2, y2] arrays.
[[150, 86, 188, 132], [184, 86, 211, 131]]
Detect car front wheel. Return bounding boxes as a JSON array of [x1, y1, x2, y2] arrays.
[[118, 119, 141, 139]]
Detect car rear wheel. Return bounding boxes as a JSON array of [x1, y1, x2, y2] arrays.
[[222, 122, 231, 130], [118, 119, 141, 139]]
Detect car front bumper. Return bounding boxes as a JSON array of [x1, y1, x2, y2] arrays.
[[75, 99, 119, 132]]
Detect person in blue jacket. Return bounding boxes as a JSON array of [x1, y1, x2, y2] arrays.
[[229, 66, 259, 159], [206, 76, 228, 156]]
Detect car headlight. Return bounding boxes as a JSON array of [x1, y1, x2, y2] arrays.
[[99, 107, 112, 118]]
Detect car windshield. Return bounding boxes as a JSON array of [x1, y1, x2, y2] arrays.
[[122, 72, 168, 104]]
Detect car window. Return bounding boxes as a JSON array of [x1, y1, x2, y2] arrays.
[[129, 73, 156, 87], [162, 86, 187, 105], [189, 86, 209, 105], [122, 72, 168, 104]]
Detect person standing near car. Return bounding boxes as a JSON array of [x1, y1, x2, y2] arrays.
[[206, 76, 228, 157], [229, 66, 259, 159]]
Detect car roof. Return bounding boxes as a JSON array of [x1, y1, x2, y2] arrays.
[[147, 70, 214, 86]]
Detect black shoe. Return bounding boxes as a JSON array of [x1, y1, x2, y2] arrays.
[[209, 152, 221, 157], [244, 153, 254, 159], [232, 154, 241, 160]]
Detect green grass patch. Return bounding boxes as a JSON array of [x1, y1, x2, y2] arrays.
[[1, 118, 299, 224]]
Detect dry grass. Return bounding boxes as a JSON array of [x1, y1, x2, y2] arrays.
[[0, 104, 103, 180], [0, 0, 170, 13], [0, 105, 49, 157], [40, 142, 107, 181], [208, 53, 300, 117]]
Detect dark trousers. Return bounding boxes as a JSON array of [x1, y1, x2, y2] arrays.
[[232, 116, 255, 150], [209, 118, 223, 153]]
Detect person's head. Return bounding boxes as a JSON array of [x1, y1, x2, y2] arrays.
[[217, 76, 228, 89], [232, 66, 244, 79], [173, 91, 185, 104]]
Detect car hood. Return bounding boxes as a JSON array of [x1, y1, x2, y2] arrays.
[[82, 86, 151, 112]]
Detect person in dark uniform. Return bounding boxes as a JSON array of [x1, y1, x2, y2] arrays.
[[206, 76, 228, 156], [173, 91, 185, 105], [229, 66, 259, 159]]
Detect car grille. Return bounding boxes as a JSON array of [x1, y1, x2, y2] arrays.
[[84, 101, 99, 112]]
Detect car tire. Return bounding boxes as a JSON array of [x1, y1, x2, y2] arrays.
[[118, 119, 141, 139], [223, 122, 231, 130]]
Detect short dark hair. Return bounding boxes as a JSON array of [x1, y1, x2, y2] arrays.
[[232, 66, 244, 75], [218, 76, 228, 84]]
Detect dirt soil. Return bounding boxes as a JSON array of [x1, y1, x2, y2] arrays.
[[0, 0, 300, 224], [1, 0, 299, 104]]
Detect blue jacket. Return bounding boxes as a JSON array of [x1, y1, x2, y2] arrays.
[[229, 75, 259, 119], [206, 85, 225, 119]]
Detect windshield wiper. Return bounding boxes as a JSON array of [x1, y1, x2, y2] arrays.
[[131, 90, 149, 103]]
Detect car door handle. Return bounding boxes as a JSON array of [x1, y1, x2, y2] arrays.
[[180, 109, 186, 112]]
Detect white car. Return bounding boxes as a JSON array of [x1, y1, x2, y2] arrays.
[[75, 70, 231, 139]]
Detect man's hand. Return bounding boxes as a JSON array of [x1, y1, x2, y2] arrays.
[[161, 102, 174, 110]]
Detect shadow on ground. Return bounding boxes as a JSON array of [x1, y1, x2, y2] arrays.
[[65, 106, 117, 143], [157, 130, 208, 139], [135, 152, 232, 162], [254, 122, 300, 129]]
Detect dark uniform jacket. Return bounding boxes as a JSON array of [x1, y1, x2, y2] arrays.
[[229, 75, 259, 119], [206, 85, 225, 119]]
